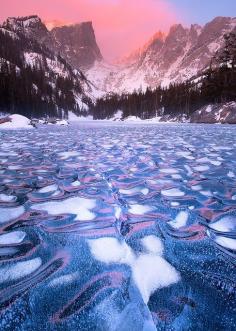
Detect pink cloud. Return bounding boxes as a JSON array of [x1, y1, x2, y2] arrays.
[[0, 0, 180, 60]]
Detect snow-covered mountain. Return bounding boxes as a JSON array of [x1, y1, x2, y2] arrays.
[[1, 14, 235, 117], [3, 15, 102, 71], [0, 16, 96, 118], [87, 17, 236, 94]]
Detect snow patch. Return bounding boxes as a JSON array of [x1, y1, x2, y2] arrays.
[[31, 197, 96, 221], [168, 211, 188, 229], [161, 188, 185, 197], [0, 114, 33, 130], [0, 258, 42, 283], [88, 236, 180, 304], [0, 231, 26, 245], [0, 206, 25, 224], [128, 204, 153, 215]]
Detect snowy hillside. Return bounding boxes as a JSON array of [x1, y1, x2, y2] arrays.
[[0, 17, 94, 118], [87, 17, 236, 94]]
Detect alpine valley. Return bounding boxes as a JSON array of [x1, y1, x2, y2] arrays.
[[0, 15, 236, 122]]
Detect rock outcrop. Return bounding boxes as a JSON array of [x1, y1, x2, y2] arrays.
[[2, 16, 103, 71]]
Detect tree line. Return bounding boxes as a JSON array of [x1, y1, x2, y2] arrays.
[[91, 31, 236, 120], [0, 28, 89, 118]]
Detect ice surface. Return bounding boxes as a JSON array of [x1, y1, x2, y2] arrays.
[[128, 204, 153, 215], [31, 197, 96, 221], [209, 216, 236, 232], [88, 236, 180, 304], [39, 184, 58, 193], [0, 206, 25, 224], [0, 194, 17, 202], [161, 188, 185, 197], [215, 236, 236, 250], [49, 273, 78, 287], [0, 258, 41, 283], [0, 231, 26, 245], [168, 211, 189, 229], [0, 123, 236, 330]]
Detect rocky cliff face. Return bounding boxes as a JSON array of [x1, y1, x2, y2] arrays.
[[3, 15, 49, 41], [87, 16, 236, 93], [2, 16, 103, 71], [190, 102, 236, 124], [0, 16, 96, 118], [51, 22, 103, 70]]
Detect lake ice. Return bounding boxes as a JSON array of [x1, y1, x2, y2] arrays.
[[0, 123, 235, 331]]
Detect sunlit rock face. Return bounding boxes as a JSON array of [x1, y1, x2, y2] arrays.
[[3, 15, 49, 41], [2, 16, 103, 71], [87, 16, 236, 93], [51, 22, 103, 70], [191, 102, 236, 124]]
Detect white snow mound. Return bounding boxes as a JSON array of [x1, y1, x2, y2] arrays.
[[0, 114, 33, 129]]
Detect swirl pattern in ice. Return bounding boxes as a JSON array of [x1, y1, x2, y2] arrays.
[[0, 123, 235, 331]]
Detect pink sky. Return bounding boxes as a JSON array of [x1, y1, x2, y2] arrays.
[[0, 0, 181, 60]]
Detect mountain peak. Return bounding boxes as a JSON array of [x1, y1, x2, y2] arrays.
[[3, 15, 46, 31], [169, 24, 185, 34], [2, 15, 49, 41], [51, 21, 102, 69], [1, 15, 103, 71]]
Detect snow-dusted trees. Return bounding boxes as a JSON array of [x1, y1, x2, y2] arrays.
[[0, 29, 85, 118], [91, 31, 236, 120]]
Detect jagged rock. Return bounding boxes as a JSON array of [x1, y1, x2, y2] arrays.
[[51, 22, 103, 70], [87, 16, 236, 93], [2, 16, 102, 71], [190, 102, 236, 124]]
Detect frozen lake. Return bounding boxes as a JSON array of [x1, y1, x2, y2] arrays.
[[0, 123, 236, 331]]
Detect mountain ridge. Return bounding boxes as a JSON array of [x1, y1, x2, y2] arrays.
[[2, 15, 103, 71], [86, 16, 236, 94]]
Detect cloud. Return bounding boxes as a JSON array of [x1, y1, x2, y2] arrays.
[[0, 0, 179, 60]]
